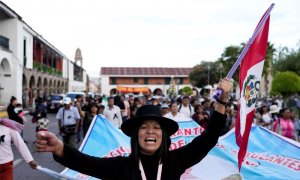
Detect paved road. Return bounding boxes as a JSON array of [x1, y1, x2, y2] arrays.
[[12, 112, 82, 179]]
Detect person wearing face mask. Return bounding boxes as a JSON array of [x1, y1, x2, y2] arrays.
[[36, 78, 232, 180]]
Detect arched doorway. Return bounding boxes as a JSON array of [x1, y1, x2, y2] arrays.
[[53, 80, 56, 94], [65, 81, 68, 93], [29, 76, 36, 107], [49, 79, 53, 95], [0, 58, 11, 74], [37, 77, 42, 98], [43, 78, 48, 100], [61, 82, 65, 94], [0, 58, 11, 104], [57, 81, 61, 94], [22, 74, 28, 107]]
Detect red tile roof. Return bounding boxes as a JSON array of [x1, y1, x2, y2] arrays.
[[101, 67, 192, 76]]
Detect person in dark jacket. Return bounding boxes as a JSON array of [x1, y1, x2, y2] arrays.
[[7, 96, 23, 125], [36, 78, 232, 180]]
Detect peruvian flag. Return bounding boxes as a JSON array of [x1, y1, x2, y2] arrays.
[[235, 13, 270, 170]]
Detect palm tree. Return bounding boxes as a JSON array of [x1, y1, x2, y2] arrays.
[[263, 42, 276, 96]]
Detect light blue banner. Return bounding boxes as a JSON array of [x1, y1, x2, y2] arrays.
[[56, 115, 300, 179]]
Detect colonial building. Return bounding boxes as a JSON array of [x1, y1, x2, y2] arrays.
[[100, 67, 193, 96], [0, 2, 87, 107]]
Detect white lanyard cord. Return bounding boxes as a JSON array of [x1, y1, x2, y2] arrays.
[[139, 159, 162, 180]]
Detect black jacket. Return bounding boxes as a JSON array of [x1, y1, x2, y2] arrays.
[[54, 111, 226, 180], [7, 103, 23, 124]]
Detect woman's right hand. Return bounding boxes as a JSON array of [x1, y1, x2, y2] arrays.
[[36, 131, 64, 157]]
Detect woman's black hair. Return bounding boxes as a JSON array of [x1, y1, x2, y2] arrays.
[[88, 102, 99, 114], [10, 96, 16, 104], [169, 102, 177, 108], [130, 121, 171, 164]]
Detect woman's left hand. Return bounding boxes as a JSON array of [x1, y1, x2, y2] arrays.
[[218, 78, 233, 102]]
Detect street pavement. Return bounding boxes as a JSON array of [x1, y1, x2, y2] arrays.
[[12, 112, 82, 179]]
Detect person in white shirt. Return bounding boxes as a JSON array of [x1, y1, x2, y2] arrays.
[[103, 97, 123, 128], [56, 97, 81, 147], [0, 121, 37, 180], [164, 102, 187, 122], [178, 96, 194, 118]]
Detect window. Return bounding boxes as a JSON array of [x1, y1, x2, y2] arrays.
[[165, 77, 171, 85], [111, 77, 116, 85], [133, 77, 138, 84], [179, 78, 184, 85], [144, 78, 148, 85], [23, 38, 27, 67]]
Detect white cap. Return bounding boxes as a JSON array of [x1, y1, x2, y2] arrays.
[[269, 105, 279, 114], [161, 104, 169, 109], [199, 98, 205, 103], [63, 97, 72, 104]]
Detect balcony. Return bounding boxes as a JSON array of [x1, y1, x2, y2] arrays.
[[33, 62, 62, 77], [0, 35, 9, 50]]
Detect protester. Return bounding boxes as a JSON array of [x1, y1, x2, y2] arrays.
[[291, 110, 300, 140], [202, 99, 213, 119], [7, 96, 23, 125], [258, 103, 273, 130], [75, 95, 84, 143], [98, 105, 105, 115], [178, 96, 194, 118], [192, 104, 209, 129], [160, 104, 170, 116], [269, 104, 280, 123], [220, 104, 233, 135], [30, 97, 47, 125], [273, 108, 299, 142], [164, 102, 186, 121], [36, 78, 232, 180], [0, 119, 37, 180], [103, 97, 122, 129], [7, 96, 27, 141], [119, 94, 131, 122], [14, 103, 28, 123], [56, 97, 81, 147], [133, 97, 147, 116], [81, 103, 100, 137]]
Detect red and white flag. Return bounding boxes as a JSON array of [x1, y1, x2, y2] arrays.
[[235, 12, 270, 170]]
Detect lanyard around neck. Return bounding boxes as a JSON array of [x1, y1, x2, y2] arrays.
[[139, 159, 162, 180]]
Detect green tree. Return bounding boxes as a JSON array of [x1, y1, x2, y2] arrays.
[[263, 42, 276, 95], [270, 71, 300, 97], [218, 45, 243, 81], [189, 61, 221, 88], [264, 42, 276, 77], [182, 86, 193, 96], [273, 44, 300, 76]]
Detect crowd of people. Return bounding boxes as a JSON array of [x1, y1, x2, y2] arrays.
[[45, 88, 300, 148], [1, 84, 300, 179]]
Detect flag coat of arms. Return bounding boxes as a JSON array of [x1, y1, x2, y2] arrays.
[[235, 12, 271, 170]]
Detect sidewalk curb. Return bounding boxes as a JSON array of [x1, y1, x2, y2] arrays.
[[0, 111, 8, 118]]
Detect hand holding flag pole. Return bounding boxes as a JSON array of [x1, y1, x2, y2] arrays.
[[213, 3, 275, 102]]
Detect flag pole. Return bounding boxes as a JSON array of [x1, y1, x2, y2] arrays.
[[213, 3, 275, 101]]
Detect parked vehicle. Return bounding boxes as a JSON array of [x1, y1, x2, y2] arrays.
[[66, 91, 86, 101], [47, 94, 65, 112], [88, 92, 95, 99]]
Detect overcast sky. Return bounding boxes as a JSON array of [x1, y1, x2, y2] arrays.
[[2, 0, 300, 77]]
